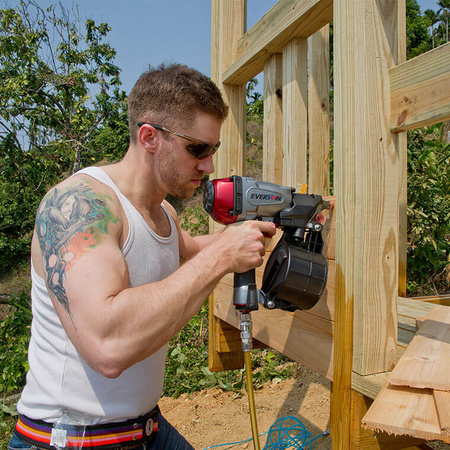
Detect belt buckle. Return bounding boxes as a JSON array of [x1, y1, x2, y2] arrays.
[[142, 405, 159, 440], [144, 417, 154, 437]]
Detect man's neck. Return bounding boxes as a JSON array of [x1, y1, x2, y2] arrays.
[[104, 148, 166, 211]]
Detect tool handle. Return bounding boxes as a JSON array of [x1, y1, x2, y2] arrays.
[[233, 270, 259, 311]]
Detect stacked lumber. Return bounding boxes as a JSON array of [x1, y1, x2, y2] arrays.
[[362, 305, 450, 444]]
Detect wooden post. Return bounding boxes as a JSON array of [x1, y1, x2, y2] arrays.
[[209, 0, 247, 372], [282, 37, 308, 189], [308, 25, 330, 196], [332, 0, 405, 447], [263, 54, 283, 184]]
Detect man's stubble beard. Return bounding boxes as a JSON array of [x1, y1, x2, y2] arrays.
[[158, 143, 197, 200]]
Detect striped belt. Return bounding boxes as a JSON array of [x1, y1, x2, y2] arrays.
[[14, 406, 159, 450]]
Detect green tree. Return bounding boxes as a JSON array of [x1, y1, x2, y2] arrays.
[[407, 0, 431, 58], [0, 1, 127, 271], [424, 8, 440, 48], [438, 0, 450, 42], [407, 124, 450, 295]]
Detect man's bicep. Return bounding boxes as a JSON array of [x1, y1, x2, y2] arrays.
[[35, 180, 122, 318]]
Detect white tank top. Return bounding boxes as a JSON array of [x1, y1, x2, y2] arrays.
[[17, 167, 179, 424]]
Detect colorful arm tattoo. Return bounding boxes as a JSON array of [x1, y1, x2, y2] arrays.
[[35, 182, 119, 317]]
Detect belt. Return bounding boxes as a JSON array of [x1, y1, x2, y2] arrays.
[[14, 406, 159, 450]]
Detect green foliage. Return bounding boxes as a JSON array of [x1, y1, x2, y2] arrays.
[[179, 205, 209, 237], [0, 291, 32, 395], [246, 78, 263, 122], [407, 0, 432, 58], [0, 291, 32, 447], [0, 1, 128, 274], [407, 123, 450, 295]]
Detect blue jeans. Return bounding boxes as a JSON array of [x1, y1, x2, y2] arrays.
[[8, 414, 194, 450]]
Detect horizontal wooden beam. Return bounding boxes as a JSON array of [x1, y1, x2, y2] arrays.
[[222, 0, 333, 85], [390, 43, 450, 132], [214, 283, 334, 379]]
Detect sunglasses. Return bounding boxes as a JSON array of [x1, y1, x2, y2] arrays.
[[137, 122, 221, 160]]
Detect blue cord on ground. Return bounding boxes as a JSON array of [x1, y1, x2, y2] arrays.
[[203, 416, 330, 450]]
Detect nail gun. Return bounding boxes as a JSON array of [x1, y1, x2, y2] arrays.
[[203, 175, 329, 313]]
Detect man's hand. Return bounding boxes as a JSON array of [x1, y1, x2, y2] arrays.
[[208, 220, 277, 274]]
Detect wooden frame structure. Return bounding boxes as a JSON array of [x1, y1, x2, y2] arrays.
[[208, 0, 450, 448]]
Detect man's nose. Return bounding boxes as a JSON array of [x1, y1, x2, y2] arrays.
[[197, 154, 214, 174]]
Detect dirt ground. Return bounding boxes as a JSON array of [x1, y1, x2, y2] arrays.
[[160, 367, 332, 450], [160, 366, 450, 450]]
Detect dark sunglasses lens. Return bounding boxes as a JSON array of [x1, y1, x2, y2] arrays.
[[186, 143, 215, 159]]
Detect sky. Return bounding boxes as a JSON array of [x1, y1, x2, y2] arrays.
[[1, 0, 442, 95]]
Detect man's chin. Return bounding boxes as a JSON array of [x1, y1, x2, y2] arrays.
[[170, 188, 196, 200]]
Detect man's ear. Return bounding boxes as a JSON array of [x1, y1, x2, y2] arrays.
[[138, 124, 158, 154]]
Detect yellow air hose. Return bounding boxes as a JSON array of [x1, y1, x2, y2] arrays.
[[240, 312, 261, 450], [244, 351, 261, 450]]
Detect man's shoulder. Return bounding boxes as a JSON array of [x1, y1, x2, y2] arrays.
[[37, 170, 125, 235]]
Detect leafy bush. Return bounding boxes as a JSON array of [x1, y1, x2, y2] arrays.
[[407, 123, 450, 295], [0, 291, 32, 447], [0, 291, 32, 394]]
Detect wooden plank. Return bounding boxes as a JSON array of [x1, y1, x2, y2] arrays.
[[332, 1, 404, 447], [209, 0, 247, 372], [397, 297, 433, 332], [208, 292, 244, 372], [397, 0, 408, 300], [351, 372, 391, 401], [389, 305, 450, 391], [351, 390, 430, 449], [213, 283, 334, 380], [263, 53, 283, 184], [211, 0, 247, 180], [362, 384, 450, 444], [398, 131, 408, 297], [412, 294, 450, 306], [390, 43, 450, 132], [223, 0, 333, 85], [322, 197, 335, 260], [434, 390, 450, 435], [334, 0, 401, 377], [308, 25, 330, 196], [282, 37, 308, 190], [220, 256, 335, 323]]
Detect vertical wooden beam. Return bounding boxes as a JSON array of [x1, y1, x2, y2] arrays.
[[308, 25, 330, 196], [282, 37, 308, 188], [211, 0, 247, 181], [332, 0, 404, 447], [263, 54, 283, 184], [397, 1, 408, 298], [209, 0, 247, 372]]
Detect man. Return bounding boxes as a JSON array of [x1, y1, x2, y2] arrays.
[[9, 63, 275, 450]]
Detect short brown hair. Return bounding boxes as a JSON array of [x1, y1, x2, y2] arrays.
[[128, 63, 228, 143]]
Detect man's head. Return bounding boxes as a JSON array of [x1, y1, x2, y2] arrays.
[[128, 63, 228, 144]]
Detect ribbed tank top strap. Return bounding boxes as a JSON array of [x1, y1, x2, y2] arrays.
[[75, 167, 177, 251]]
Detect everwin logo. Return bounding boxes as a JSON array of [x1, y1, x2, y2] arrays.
[[250, 193, 283, 202]]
